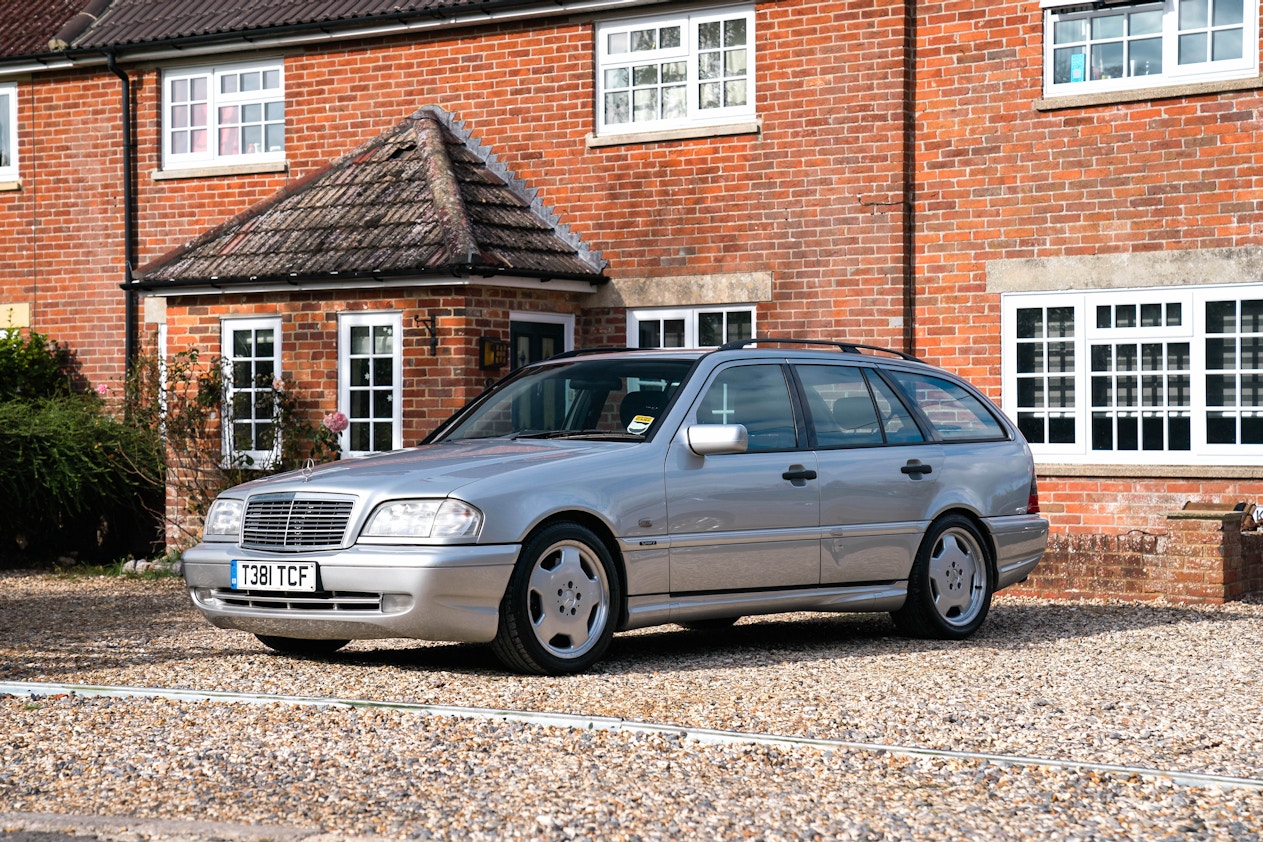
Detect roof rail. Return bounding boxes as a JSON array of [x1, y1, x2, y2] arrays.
[[716, 337, 922, 362], [546, 347, 638, 361]]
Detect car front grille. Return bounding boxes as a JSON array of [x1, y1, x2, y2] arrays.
[[241, 495, 354, 551], [211, 588, 381, 612]]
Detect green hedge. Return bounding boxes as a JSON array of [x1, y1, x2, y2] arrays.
[[0, 397, 164, 565]]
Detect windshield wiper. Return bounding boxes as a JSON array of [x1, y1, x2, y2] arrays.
[[511, 429, 644, 441]]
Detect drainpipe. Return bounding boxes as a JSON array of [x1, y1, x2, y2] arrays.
[[901, 1, 917, 357], [106, 53, 138, 378]]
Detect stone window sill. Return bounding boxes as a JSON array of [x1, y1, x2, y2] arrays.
[[586, 120, 761, 148], [152, 161, 288, 181]]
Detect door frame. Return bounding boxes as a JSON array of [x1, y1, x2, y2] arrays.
[[509, 311, 574, 368]]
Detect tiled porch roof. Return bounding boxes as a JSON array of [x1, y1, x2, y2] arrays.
[[134, 107, 606, 290]]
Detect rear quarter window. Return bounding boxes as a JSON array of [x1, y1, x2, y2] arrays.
[[888, 370, 1008, 442]]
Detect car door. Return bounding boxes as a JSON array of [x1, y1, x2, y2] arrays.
[[664, 362, 821, 593], [795, 363, 943, 585]]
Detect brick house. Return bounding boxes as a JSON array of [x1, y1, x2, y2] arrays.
[[1, 0, 1260, 599]]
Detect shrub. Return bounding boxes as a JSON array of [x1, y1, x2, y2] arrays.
[[0, 328, 81, 400], [0, 396, 164, 565]]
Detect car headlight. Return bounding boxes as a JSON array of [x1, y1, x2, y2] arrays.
[[361, 499, 483, 542], [202, 498, 244, 542]]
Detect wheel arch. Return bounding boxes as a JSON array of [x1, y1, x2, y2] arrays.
[[926, 506, 999, 580], [519, 510, 629, 629]]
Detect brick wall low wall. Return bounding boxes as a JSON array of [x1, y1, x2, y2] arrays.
[[1009, 507, 1263, 605]]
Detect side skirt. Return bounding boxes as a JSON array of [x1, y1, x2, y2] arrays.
[[621, 583, 907, 631]]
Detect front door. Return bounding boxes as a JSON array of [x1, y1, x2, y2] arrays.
[[510, 320, 566, 370], [664, 363, 821, 594]]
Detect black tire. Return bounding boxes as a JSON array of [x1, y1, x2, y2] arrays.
[[492, 522, 620, 675], [892, 515, 993, 639], [255, 635, 350, 657], [679, 617, 740, 631]]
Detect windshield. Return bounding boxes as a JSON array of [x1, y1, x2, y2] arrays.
[[437, 357, 694, 442]]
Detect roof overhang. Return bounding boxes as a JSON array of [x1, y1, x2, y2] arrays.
[[0, 0, 674, 77], [130, 272, 605, 298]]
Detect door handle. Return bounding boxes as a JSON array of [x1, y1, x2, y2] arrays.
[[782, 468, 818, 482], [901, 461, 933, 476]]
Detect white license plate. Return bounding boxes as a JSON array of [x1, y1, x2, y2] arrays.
[[230, 560, 318, 592]]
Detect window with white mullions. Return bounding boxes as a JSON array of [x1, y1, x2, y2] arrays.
[[1003, 285, 1263, 465], [630, 306, 754, 349], [1205, 299, 1263, 445], [340, 313, 403, 456], [222, 318, 283, 468], [1089, 301, 1191, 452], [597, 6, 755, 135], [1043, 0, 1256, 97], [1014, 306, 1077, 447], [0, 84, 17, 180], [164, 60, 284, 169]]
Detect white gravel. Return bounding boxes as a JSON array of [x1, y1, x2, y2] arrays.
[[1, 571, 1261, 840]]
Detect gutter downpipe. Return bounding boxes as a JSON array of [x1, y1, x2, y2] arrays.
[[106, 52, 138, 380], [902, 1, 917, 357]]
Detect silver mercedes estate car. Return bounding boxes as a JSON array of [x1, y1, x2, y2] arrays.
[[184, 339, 1048, 674]]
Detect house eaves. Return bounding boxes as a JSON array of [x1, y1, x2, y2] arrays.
[[2, 0, 672, 74], [131, 105, 607, 295]]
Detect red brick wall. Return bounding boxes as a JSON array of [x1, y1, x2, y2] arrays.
[[1010, 511, 1263, 604], [916, 2, 1263, 595], [0, 69, 129, 388], [3, 0, 918, 398]]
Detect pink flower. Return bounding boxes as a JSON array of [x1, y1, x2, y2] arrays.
[[322, 411, 349, 433], [95, 384, 108, 397]]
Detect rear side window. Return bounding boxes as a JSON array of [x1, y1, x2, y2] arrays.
[[888, 371, 1008, 441], [797, 364, 926, 447]]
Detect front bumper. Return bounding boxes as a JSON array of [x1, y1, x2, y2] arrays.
[[182, 542, 520, 644]]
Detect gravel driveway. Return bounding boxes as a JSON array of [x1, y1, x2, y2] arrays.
[[1, 571, 1260, 841]]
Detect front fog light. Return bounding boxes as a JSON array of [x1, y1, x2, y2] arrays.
[[381, 593, 413, 614]]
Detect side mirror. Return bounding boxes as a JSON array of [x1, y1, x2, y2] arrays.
[[686, 424, 749, 456]]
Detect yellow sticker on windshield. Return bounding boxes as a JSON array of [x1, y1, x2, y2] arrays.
[[628, 414, 654, 435]]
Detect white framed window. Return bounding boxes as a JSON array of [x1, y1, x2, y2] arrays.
[[0, 83, 17, 181], [629, 305, 755, 348], [596, 6, 755, 135], [163, 60, 285, 170], [1043, 0, 1258, 97], [1002, 284, 1263, 465], [339, 312, 402, 457], [221, 317, 283, 468]]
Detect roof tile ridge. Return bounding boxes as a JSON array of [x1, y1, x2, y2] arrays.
[[412, 109, 484, 269], [420, 105, 606, 272]]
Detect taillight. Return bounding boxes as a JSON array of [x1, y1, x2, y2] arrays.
[[1027, 477, 1041, 514]]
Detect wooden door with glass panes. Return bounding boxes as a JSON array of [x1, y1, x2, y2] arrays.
[[510, 321, 565, 370]]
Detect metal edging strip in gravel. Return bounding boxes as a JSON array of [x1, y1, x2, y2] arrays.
[[4, 680, 1262, 793]]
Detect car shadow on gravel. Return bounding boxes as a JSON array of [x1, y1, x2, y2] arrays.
[[316, 596, 1256, 677], [3, 574, 1257, 678]]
